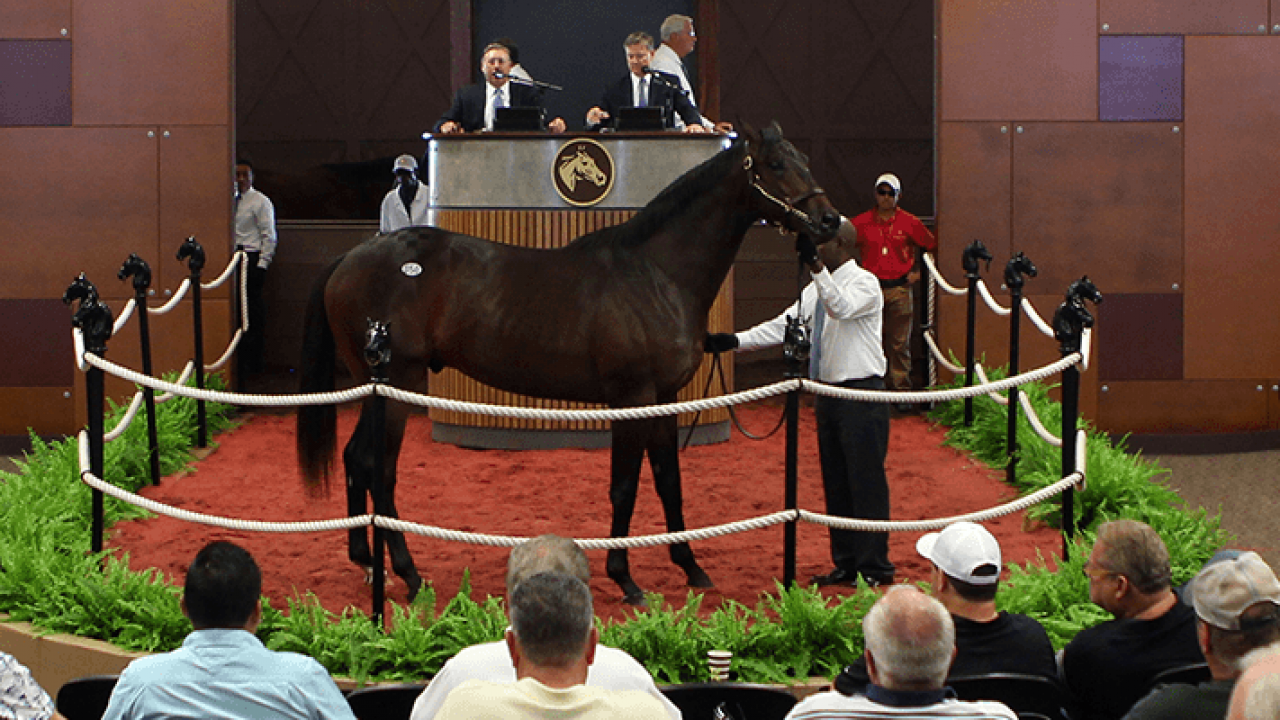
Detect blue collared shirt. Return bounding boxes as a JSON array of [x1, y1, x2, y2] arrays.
[[102, 628, 355, 720]]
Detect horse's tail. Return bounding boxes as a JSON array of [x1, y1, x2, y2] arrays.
[[296, 255, 344, 494]]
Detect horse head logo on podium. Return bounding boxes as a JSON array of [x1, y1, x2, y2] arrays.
[[553, 138, 614, 206]]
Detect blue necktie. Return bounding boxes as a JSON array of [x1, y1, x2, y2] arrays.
[[637, 78, 648, 107], [809, 303, 826, 380]]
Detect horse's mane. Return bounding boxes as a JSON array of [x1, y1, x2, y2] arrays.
[[568, 136, 749, 251]]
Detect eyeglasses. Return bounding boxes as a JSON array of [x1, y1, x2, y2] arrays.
[[877, 187, 897, 197], [1082, 561, 1119, 582]]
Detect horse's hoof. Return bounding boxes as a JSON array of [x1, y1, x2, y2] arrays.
[[362, 566, 374, 585], [622, 591, 648, 608], [406, 575, 423, 603], [687, 568, 715, 589]]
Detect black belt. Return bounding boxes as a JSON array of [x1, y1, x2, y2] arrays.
[[832, 376, 884, 390], [879, 275, 910, 289]]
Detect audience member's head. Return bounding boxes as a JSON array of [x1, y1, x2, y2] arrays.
[[863, 585, 956, 691], [1228, 643, 1280, 720], [1086, 519, 1174, 618], [916, 521, 1002, 607], [1188, 551, 1280, 678], [182, 540, 262, 630], [506, 534, 591, 595], [507, 571, 596, 670]]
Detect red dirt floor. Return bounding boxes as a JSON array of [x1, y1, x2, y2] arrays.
[[108, 404, 1062, 624]]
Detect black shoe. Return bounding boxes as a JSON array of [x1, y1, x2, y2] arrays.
[[861, 572, 895, 587], [810, 568, 858, 587], [892, 403, 916, 415]]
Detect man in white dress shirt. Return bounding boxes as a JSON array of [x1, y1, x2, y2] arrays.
[[704, 222, 894, 588], [380, 154, 430, 233], [649, 15, 732, 132]]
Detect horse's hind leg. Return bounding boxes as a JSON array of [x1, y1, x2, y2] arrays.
[[375, 403, 423, 601], [648, 413, 712, 589], [342, 408, 374, 571], [607, 419, 650, 606]]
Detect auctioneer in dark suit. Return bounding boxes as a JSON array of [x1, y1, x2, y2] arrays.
[[588, 70, 702, 131], [433, 81, 547, 133]]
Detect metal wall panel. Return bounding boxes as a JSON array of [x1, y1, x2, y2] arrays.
[[1184, 37, 1280, 380], [0, 40, 71, 125], [73, 0, 229, 125], [1098, 0, 1267, 34], [0, 300, 73, 387], [1099, 36, 1183, 121], [1097, 380, 1270, 434], [1097, 294, 1182, 381], [1011, 123, 1182, 295], [940, 0, 1097, 121], [0, 389, 74, 436], [159, 126, 233, 297], [0, 128, 158, 300], [0, 0, 70, 39], [938, 122, 1012, 266]]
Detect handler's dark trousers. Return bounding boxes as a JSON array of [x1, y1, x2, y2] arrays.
[[814, 376, 894, 581]]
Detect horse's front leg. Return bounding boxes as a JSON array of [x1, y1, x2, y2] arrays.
[[648, 413, 712, 589], [607, 418, 650, 606]]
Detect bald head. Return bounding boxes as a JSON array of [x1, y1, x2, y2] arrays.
[[863, 586, 955, 690]]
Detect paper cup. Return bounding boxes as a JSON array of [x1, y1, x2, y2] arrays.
[[708, 649, 732, 681]]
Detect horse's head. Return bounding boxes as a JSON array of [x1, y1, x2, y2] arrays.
[[118, 253, 153, 292], [741, 121, 841, 241], [1004, 252, 1038, 290], [62, 273, 98, 307], [961, 239, 994, 277], [176, 236, 205, 273]]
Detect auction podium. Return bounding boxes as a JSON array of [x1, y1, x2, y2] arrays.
[[425, 132, 734, 449]]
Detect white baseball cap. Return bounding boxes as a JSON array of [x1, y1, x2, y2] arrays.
[[875, 173, 901, 195], [1191, 551, 1280, 631], [916, 521, 1002, 585], [393, 154, 418, 173]]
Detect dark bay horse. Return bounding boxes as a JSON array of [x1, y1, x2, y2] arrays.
[[296, 123, 840, 604]]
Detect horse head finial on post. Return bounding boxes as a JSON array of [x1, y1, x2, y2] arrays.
[[962, 239, 993, 280], [63, 274, 113, 355], [364, 319, 392, 382], [118, 253, 153, 294], [177, 236, 205, 274], [1054, 275, 1102, 355], [1004, 252, 1038, 291]]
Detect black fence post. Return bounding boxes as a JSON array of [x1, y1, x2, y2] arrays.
[[178, 237, 208, 448], [364, 319, 392, 627], [1003, 253, 1037, 487], [961, 241, 993, 426], [119, 255, 162, 486], [779, 304, 811, 590], [64, 274, 113, 555], [1052, 276, 1101, 560]]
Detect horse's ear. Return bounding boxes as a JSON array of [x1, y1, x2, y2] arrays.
[[739, 120, 760, 145], [769, 120, 784, 138]]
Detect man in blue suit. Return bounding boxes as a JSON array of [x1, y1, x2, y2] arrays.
[[434, 42, 566, 134], [585, 31, 706, 132]]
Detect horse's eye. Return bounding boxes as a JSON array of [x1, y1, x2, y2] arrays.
[[769, 160, 786, 172]]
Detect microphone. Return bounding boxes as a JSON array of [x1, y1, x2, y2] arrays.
[[493, 71, 563, 91], [640, 68, 684, 94]]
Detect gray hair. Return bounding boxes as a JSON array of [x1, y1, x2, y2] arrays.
[[509, 572, 595, 667], [1096, 520, 1172, 594], [661, 15, 692, 42], [506, 534, 590, 595], [624, 31, 655, 51], [863, 586, 955, 689]]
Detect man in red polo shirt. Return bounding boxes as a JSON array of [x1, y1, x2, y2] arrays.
[[849, 173, 937, 404]]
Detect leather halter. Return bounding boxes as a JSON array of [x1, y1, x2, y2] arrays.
[[743, 153, 828, 234]]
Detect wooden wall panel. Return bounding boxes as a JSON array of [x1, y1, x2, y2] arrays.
[[0, 389, 75, 436], [1097, 380, 1270, 434], [73, 0, 229, 125], [938, 122, 1012, 267], [939, 0, 1096, 121], [1097, 294, 1182, 381], [0, 128, 158, 301], [0, 301, 74, 387], [0, 40, 71, 125], [159, 126, 233, 297], [1011, 123, 1182, 295], [0, 0, 70, 39], [1098, 0, 1268, 34], [1184, 37, 1280, 380]]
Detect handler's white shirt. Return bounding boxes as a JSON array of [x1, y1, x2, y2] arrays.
[[735, 260, 886, 383], [380, 182, 430, 233], [409, 641, 681, 720]]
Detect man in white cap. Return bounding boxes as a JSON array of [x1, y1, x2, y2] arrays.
[[849, 173, 936, 409], [380, 154, 430, 233], [833, 521, 1055, 693], [1123, 551, 1280, 720]]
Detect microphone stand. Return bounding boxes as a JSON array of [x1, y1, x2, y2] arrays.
[[498, 73, 563, 92]]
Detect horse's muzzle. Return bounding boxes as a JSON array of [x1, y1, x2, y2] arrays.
[[806, 209, 841, 241]]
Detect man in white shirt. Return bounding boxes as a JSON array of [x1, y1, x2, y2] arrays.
[[649, 15, 731, 133], [409, 535, 680, 720], [233, 160, 276, 377], [380, 154, 430, 233], [705, 222, 895, 588]]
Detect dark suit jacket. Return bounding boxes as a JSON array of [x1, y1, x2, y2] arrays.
[[433, 81, 547, 133], [589, 71, 701, 130]]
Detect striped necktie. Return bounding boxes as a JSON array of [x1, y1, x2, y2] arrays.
[[637, 77, 648, 107], [809, 305, 826, 380]]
